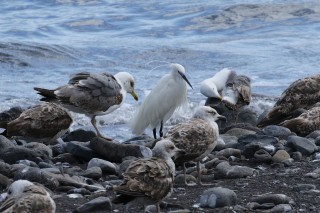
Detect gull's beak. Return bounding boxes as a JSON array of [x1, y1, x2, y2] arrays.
[[178, 71, 193, 89], [131, 91, 139, 101], [173, 148, 186, 161], [218, 115, 226, 121]]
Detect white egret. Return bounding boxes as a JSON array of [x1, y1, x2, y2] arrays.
[[130, 63, 193, 139], [35, 71, 138, 141]]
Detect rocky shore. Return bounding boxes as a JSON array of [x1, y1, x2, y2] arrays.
[[1, 97, 320, 213]]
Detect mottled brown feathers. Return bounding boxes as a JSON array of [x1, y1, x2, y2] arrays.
[[113, 157, 173, 202], [6, 102, 72, 140], [165, 119, 216, 163], [280, 107, 320, 136], [258, 74, 320, 127]]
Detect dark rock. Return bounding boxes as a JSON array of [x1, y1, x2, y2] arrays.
[[75, 197, 112, 212], [291, 152, 302, 161], [123, 134, 154, 145], [216, 148, 241, 158], [67, 188, 91, 195], [215, 161, 255, 179], [0, 135, 14, 149], [220, 123, 263, 134], [262, 125, 292, 139], [63, 129, 96, 142], [200, 187, 237, 208], [17, 159, 39, 167], [272, 150, 290, 163], [287, 135, 317, 155], [254, 149, 272, 163], [51, 140, 66, 156], [90, 137, 152, 163], [87, 158, 118, 175], [293, 184, 316, 192], [174, 174, 197, 185], [251, 193, 292, 205], [0, 173, 11, 189], [306, 130, 320, 139], [80, 167, 102, 180], [24, 142, 53, 158], [52, 153, 78, 164], [225, 128, 255, 138], [66, 141, 101, 161], [269, 204, 293, 212], [14, 166, 59, 190], [0, 146, 46, 164], [238, 134, 278, 147], [242, 143, 262, 158], [0, 106, 24, 128], [118, 158, 136, 178]]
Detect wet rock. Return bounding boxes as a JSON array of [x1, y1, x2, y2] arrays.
[[238, 134, 278, 148], [123, 134, 154, 145], [51, 139, 66, 156], [272, 150, 290, 163], [305, 168, 320, 178], [52, 153, 78, 164], [24, 142, 53, 158], [204, 158, 220, 169], [262, 125, 292, 139], [75, 196, 112, 212], [17, 159, 38, 167], [224, 128, 256, 138], [38, 162, 55, 169], [220, 134, 238, 148], [0, 135, 14, 149], [0, 106, 24, 128], [291, 151, 302, 161], [269, 204, 293, 212], [87, 158, 118, 175], [80, 166, 102, 179], [216, 148, 241, 158], [174, 174, 197, 185], [293, 184, 316, 192], [63, 129, 96, 142], [0, 146, 45, 164], [14, 166, 59, 190], [66, 141, 100, 161], [254, 149, 272, 163], [41, 167, 61, 174], [90, 137, 152, 163], [0, 173, 11, 189], [67, 188, 91, 195], [251, 193, 292, 205], [118, 158, 136, 178], [215, 161, 255, 179], [242, 143, 262, 158], [306, 130, 320, 139], [220, 123, 263, 134], [287, 135, 317, 155], [200, 187, 237, 208]]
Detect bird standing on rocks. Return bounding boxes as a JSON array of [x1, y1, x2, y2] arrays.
[[2, 102, 72, 144], [257, 74, 320, 127], [0, 180, 56, 213], [130, 63, 193, 139], [112, 139, 185, 213], [165, 106, 226, 186], [34, 71, 138, 141]]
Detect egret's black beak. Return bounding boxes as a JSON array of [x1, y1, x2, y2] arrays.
[[178, 71, 193, 89]]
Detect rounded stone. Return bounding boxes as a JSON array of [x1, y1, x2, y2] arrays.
[[200, 187, 237, 208], [87, 158, 118, 175], [272, 150, 290, 163], [262, 125, 292, 138]]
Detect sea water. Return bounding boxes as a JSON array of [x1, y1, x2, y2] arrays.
[[1, 0, 320, 141]]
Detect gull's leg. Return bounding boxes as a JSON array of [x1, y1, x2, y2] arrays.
[[91, 116, 112, 141], [153, 128, 157, 139], [196, 161, 213, 186], [183, 162, 196, 186], [156, 202, 160, 213], [159, 120, 163, 137]]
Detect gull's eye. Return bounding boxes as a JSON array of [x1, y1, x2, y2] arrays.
[[130, 81, 134, 88], [226, 83, 233, 88], [169, 145, 175, 150]]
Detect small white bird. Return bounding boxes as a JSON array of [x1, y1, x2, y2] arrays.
[[35, 71, 138, 141], [165, 106, 226, 186], [0, 180, 56, 213], [112, 139, 185, 213], [200, 68, 234, 100], [130, 63, 193, 139]]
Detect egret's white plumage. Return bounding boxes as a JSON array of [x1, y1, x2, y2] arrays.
[[200, 68, 234, 99], [130, 63, 193, 139], [0, 180, 56, 213]]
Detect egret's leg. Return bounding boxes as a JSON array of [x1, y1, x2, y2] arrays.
[[153, 128, 157, 139], [91, 116, 112, 141], [159, 120, 163, 137]]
